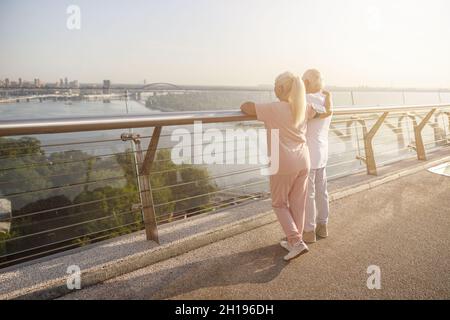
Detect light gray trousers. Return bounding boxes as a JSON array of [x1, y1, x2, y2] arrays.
[[305, 167, 330, 232]]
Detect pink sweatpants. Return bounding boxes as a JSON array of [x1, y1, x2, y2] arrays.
[[269, 168, 309, 245]]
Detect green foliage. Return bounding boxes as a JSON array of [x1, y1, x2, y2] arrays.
[[146, 91, 274, 111], [0, 136, 217, 265], [0, 232, 15, 256]]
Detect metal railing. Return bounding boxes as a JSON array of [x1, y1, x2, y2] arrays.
[[0, 103, 449, 268]]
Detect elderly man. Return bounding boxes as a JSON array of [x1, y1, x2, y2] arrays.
[[302, 69, 333, 243]]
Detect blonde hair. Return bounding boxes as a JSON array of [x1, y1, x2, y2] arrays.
[[275, 71, 306, 127]]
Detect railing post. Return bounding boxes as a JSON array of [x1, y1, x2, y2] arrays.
[[411, 109, 436, 160], [140, 126, 162, 176], [357, 112, 389, 176], [121, 127, 162, 243], [139, 126, 161, 243]]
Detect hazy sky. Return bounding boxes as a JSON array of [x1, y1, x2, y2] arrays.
[[1, 0, 450, 87]]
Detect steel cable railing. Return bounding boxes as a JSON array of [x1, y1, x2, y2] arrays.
[[0, 134, 258, 171], [0, 103, 449, 268]]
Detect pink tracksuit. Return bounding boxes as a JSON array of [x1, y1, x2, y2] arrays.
[[256, 101, 316, 245]]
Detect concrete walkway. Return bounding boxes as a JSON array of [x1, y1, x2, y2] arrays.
[[61, 169, 450, 300]]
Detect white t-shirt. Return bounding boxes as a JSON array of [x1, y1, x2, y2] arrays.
[[306, 92, 332, 169]]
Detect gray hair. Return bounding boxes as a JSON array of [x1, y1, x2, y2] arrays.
[[302, 69, 321, 82]]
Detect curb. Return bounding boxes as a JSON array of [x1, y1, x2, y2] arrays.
[[6, 155, 450, 300], [9, 211, 277, 300]]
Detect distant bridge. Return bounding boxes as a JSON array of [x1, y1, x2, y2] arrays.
[[142, 83, 183, 90]]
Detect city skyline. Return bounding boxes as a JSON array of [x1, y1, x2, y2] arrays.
[[0, 76, 79, 89], [1, 0, 450, 88]]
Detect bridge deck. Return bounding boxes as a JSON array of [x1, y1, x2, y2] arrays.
[[60, 168, 450, 300]]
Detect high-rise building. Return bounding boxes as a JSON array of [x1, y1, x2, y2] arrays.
[[64, 77, 68, 87], [103, 80, 111, 94], [69, 80, 79, 88], [22, 81, 32, 88], [5, 78, 10, 88], [60, 78, 64, 87], [18, 78, 23, 87], [34, 78, 40, 88]]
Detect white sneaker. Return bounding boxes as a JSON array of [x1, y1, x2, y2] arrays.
[[280, 240, 291, 251], [283, 241, 309, 261]]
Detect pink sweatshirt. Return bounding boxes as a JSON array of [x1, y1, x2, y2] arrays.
[[255, 101, 316, 175]]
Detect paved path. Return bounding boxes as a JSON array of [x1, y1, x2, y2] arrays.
[[61, 169, 450, 300]]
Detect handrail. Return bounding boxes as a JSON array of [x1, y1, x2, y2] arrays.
[[1, 103, 449, 137], [0, 111, 254, 136]]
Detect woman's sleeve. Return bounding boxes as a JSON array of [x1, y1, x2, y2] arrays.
[[255, 103, 274, 122]]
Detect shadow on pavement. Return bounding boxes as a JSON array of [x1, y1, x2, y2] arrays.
[[110, 244, 289, 299]]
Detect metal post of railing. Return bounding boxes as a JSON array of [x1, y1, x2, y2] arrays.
[[138, 128, 161, 243], [357, 112, 389, 175], [124, 89, 146, 235], [121, 127, 161, 243], [409, 109, 436, 161], [140, 127, 162, 176]]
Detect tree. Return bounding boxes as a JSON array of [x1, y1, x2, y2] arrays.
[[0, 137, 218, 267]]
